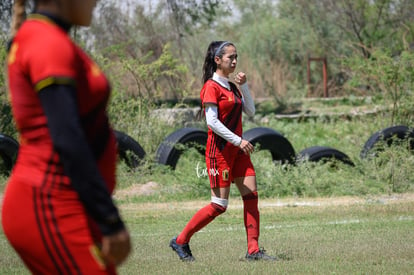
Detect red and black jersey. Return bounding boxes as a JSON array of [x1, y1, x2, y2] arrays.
[[7, 14, 123, 235], [200, 79, 243, 157], [8, 14, 114, 189], [2, 13, 124, 273]]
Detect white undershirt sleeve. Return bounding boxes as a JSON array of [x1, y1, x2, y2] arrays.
[[239, 83, 255, 117], [205, 105, 242, 146]]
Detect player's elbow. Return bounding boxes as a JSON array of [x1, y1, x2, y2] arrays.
[[244, 106, 255, 117]]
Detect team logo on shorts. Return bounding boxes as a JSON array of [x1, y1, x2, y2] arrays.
[[90, 244, 106, 269], [222, 169, 229, 181]]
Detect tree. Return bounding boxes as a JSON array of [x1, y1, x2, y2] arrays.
[[89, 2, 166, 59], [346, 48, 414, 125], [166, 0, 224, 36], [278, 0, 414, 58], [230, 0, 308, 97], [269, 0, 414, 96]]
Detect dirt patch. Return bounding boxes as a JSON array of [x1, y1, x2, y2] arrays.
[[120, 193, 414, 212], [114, 181, 160, 198], [260, 193, 414, 207], [2, 187, 413, 212]]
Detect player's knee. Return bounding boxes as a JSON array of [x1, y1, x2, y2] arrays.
[[211, 196, 228, 216]]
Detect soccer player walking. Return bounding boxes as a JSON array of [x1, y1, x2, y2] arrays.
[[170, 41, 276, 262]]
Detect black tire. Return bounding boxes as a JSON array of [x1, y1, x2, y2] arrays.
[[360, 125, 414, 159], [243, 127, 296, 164], [296, 146, 354, 166], [155, 127, 207, 169], [0, 133, 19, 175], [114, 130, 146, 168]]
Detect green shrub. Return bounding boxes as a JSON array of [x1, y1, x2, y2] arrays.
[[345, 48, 414, 126]]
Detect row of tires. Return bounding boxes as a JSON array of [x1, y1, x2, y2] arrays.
[[154, 125, 414, 169], [0, 125, 413, 174]]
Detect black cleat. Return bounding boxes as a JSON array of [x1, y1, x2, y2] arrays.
[[245, 248, 277, 261], [169, 237, 195, 262]]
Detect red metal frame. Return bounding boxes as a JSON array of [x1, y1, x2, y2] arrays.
[[307, 56, 328, 97]]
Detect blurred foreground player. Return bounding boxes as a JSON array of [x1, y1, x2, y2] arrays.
[[2, 0, 131, 274]]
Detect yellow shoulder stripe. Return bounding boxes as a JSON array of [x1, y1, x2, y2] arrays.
[[34, 77, 76, 92], [8, 43, 19, 65]]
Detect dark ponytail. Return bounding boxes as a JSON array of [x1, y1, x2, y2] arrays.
[[202, 41, 234, 84], [10, 0, 27, 37]]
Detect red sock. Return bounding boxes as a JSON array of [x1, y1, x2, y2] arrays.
[[243, 191, 260, 254], [176, 203, 226, 244]]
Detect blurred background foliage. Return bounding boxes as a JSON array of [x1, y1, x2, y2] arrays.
[[0, 0, 414, 133]]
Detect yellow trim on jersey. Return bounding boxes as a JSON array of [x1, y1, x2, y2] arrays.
[[89, 245, 106, 270], [34, 77, 76, 92], [91, 63, 102, 77], [8, 43, 18, 65]]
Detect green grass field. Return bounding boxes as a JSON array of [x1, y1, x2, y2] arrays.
[[1, 99, 414, 274], [1, 194, 413, 274]]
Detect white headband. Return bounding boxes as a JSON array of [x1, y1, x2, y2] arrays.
[[214, 41, 232, 57]]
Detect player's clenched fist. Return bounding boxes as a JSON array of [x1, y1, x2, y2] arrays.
[[102, 229, 131, 266], [234, 72, 247, 85]]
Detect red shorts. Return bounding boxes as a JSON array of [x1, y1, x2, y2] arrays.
[[1, 178, 116, 275], [206, 150, 256, 188]]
